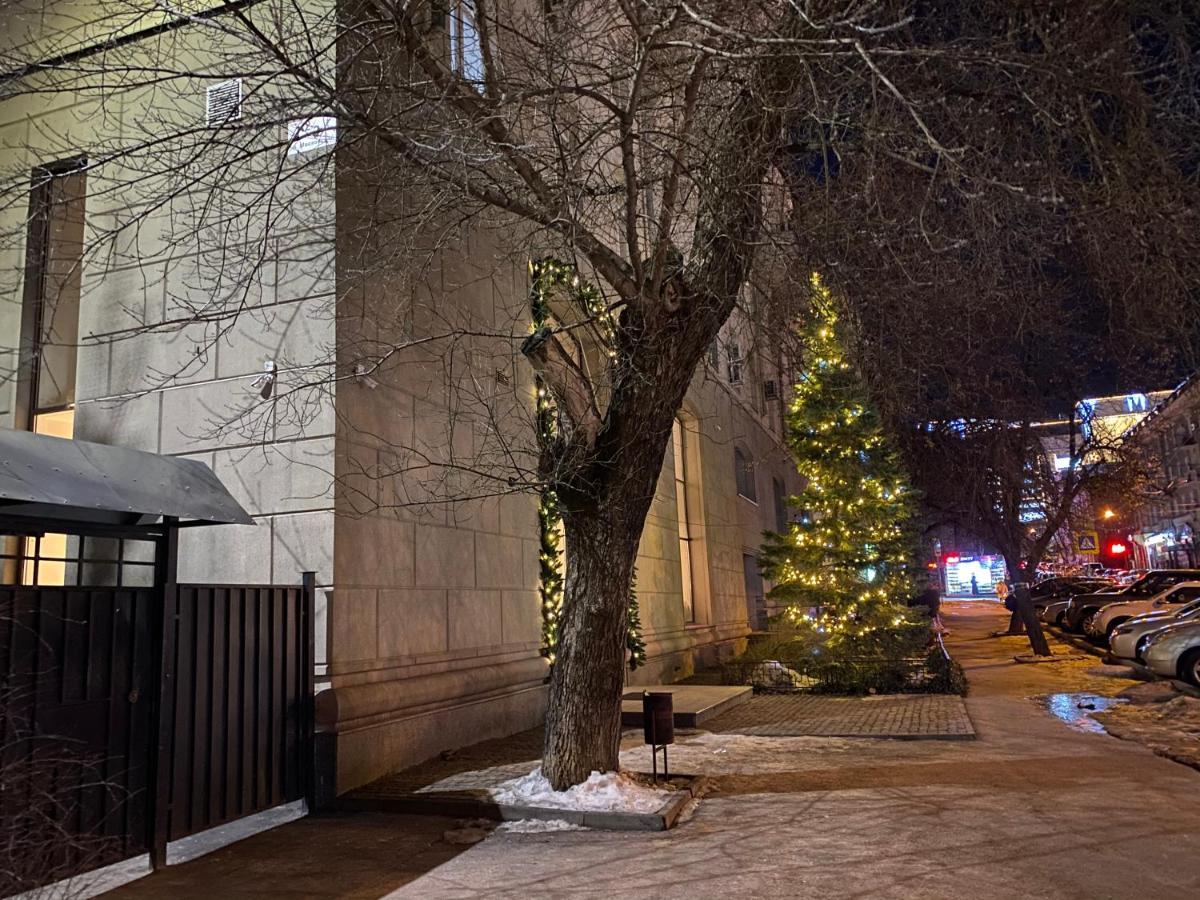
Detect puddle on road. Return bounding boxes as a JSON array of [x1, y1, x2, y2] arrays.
[[1038, 692, 1128, 734]]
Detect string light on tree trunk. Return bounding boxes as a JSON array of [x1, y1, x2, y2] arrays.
[[529, 258, 644, 669]]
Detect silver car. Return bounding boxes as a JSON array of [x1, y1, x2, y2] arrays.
[[1141, 619, 1200, 686], [1110, 598, 1200, 661], [1040, 599, 1072, 626]]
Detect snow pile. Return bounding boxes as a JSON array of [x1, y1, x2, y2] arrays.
[[496, 818, 589, 833], [748, 660, 816, 692], [1140, 694, 1200, 725], [489, 768, 671, 813]]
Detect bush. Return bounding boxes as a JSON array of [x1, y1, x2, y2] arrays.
[[724, 620, 966, 695], [917, 643, 969, 696]]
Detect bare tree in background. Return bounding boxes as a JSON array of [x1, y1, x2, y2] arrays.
[[909, 411, 1150, 655], [778, 1, 1200, 655], [2, 1, 1197, 785]]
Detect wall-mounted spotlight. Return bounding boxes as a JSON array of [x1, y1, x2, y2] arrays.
[[251, 360, 277, 399]]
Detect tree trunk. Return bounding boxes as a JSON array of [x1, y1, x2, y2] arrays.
[[1013, 585, 1051, 656], [541, 505, 639, 790], [1004, 555, 1051, 656]]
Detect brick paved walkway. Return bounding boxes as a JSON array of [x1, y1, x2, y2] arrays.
[[703, 693, 975, 738]]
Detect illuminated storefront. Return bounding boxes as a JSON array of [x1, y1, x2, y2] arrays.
[[941, 553, 1008, 597]]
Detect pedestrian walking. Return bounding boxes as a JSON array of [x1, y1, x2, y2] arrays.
[[970, 574, 979, 596], [995, 580, 1023, 634]]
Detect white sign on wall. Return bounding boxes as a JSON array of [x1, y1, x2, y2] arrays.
[[287, 116, 337, 155]]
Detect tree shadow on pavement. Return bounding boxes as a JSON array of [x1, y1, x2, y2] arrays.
[[107, 811, 473, 899]]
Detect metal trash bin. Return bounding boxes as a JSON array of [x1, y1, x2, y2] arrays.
[[642, 691, 674, 780]]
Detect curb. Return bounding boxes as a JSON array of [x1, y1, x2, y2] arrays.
[[1044, 625, 1108, 660], [339, 774, 710, 832], [1048, 625, 1200, 698]]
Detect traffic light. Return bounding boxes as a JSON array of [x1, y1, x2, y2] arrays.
[[1107, 540, 1129, 556]]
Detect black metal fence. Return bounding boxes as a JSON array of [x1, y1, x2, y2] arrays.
[[0, 586, 159, 890], [0, 575, 314, 894], [158, 583, 314, 845], [722, 633, 967, 696]]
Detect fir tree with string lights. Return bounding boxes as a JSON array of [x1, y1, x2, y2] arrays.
[[759, 275, 919, 650]]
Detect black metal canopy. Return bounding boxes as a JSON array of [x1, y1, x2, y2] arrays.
[[0, 427, 253, 535]]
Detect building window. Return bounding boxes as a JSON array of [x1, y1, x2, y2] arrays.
[[743, 553, 765, 630], [734, 446, 756, 501], [727, 344, 743, 384], [13, 158, 85, 586], [450, 1, 486, 87], [673, 417, 696, 623], [17, 158, 86, 433], [773, 477, 788, 533]]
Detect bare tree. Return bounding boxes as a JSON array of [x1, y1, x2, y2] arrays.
[[2, 1, 1196, 786], [775, 2, 1200, 655]]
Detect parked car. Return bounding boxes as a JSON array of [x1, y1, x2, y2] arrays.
[[1089, 581, 1200, 640], [1062, 570, 1200, 633], [1110, 598, 1200, 661], [1040, 598, 1071, 626], [1039, 579, 1120, 626], [1141, 619, 1200, 687], [1031, 576, 1113, 606]]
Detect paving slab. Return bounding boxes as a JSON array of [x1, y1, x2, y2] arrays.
[[620, 683, 752, 727], [702, 692, 975, 738]]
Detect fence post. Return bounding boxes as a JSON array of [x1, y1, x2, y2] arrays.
[[149, 519, 179, 869], [301, 571, 316, 811]]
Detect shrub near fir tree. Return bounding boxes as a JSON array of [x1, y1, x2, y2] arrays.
[[759, 276, 921, 659]]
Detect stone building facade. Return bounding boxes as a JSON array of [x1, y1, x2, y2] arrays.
[[1125, 377, 1200, 568], [1, 2, 803, 791]]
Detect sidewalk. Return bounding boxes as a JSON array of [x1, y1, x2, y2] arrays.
[[108, 602, 1200, 899]]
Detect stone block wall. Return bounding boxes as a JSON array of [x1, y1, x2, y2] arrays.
[[0, 10, 339, 659]]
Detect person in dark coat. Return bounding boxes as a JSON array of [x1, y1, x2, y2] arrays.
[[911, 586, 945, 633]]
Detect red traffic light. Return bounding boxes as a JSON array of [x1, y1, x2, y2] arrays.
[[1108, 541, 1129, 556]]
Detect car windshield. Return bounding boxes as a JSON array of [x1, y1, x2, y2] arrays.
[[1128, 574, 1173, 596], [1031, 580, 1062, 598]]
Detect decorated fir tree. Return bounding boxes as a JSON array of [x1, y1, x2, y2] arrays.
[[759, 275, 918, 648]]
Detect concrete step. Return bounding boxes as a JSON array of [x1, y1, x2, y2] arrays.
[[621, 684, 752, 728]]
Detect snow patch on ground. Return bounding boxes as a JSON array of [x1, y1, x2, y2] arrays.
[[747, 660, 818, 691], [496, 818, 589, 833], [489, 768, 671, 813]]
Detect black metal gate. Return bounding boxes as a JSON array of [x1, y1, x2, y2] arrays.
[[0, 576, 314, 894], [156, 583, 314, 849]]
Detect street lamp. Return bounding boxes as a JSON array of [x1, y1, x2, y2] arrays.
[[1101, 507, 1117, 521]]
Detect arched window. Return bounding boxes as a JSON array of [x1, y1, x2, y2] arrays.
[[734, 446, 756, 501]]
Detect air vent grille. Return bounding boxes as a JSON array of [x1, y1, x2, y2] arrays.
[[206, 79, 242, 125]]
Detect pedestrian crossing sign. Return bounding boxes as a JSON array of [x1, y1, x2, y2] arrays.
[[1077, 531, 1099, 555]]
